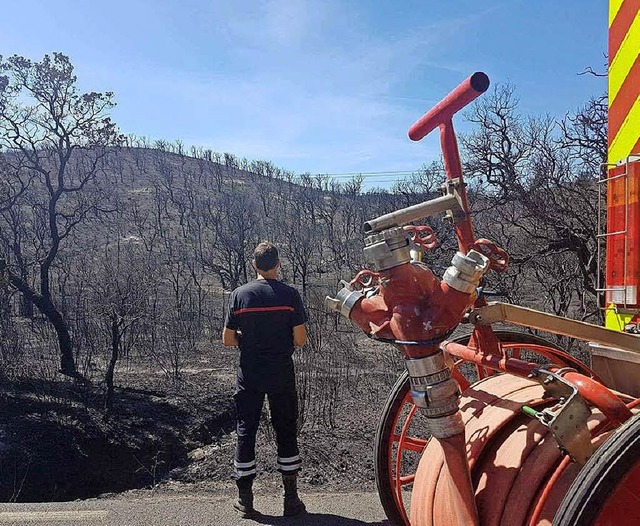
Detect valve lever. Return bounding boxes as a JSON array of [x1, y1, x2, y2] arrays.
[[404, 225, 439, 251]]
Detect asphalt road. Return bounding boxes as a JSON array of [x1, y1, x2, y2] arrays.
[[0, 490, 390, 526]]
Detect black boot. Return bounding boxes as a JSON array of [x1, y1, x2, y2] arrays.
[[282, 472, 306, 517], [233, 477, 257, 518]]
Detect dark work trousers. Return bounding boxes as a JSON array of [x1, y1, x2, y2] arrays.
[[233, 387, 301, 479]]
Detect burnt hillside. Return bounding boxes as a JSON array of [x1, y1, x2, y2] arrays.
[[0, 138, 604, 501], [0, 61, 606, 501], [0, 144, 425, 502]]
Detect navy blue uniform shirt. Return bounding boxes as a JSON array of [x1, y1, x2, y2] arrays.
[[225, 279, 307, 392]]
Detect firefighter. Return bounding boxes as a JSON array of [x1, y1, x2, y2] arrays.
[[222, 241, 307, 518]]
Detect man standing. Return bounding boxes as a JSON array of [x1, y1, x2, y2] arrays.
[[222, 241, 307, 518]]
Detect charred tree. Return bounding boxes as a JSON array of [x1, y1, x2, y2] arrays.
[[0, 53, 122, 376]]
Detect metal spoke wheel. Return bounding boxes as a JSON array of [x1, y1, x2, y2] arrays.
[[373, 330, 593, 526]]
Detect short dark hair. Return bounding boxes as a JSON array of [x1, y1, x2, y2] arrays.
[[254, 241, 279, 271]]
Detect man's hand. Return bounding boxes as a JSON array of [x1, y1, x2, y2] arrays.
[[222, 327, 239, 347], [293, 324, 307, 347]]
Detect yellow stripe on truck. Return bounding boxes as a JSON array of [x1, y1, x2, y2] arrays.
[[611, 0, 625, 26], [609, 10, 640, 103], [610, 94, 640, 163]]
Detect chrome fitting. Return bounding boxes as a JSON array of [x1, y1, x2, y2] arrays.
[[405, 351, 461, 418], [410, 380, 460, 416], [405, 353, 448, 377], [325, 284, 363, 319], [442, 249, 490, 294], [363, 227, 411, 271]]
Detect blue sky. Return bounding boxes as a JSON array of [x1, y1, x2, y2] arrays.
[[2, 1, 608, 186]]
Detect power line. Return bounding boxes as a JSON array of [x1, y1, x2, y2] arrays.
[[305, 170, 423, 180], [316, 170, 419, 176]]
